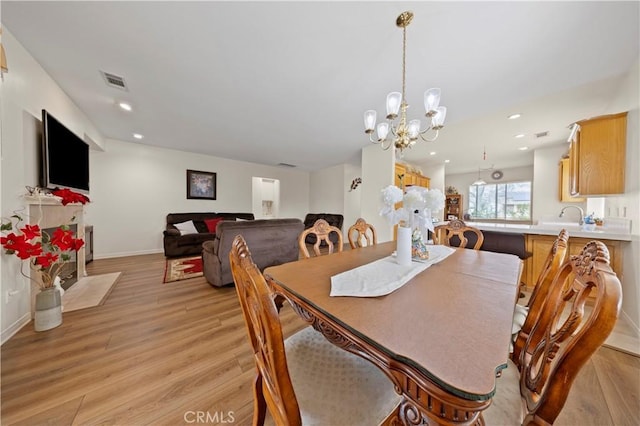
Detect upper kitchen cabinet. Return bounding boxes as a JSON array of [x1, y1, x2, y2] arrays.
[[559, 158, 585, 202], [395, 163, 430, 189], [569, 112, 627, 196]]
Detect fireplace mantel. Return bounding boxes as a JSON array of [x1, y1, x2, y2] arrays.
[[26, 197, 87, 317]]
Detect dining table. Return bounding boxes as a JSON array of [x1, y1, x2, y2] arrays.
[[264, 241, 522, 426]]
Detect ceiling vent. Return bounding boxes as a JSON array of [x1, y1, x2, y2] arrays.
[[277, 162, 296, 168], [534, 131, 549, 139], [100, 71, 128, 91]]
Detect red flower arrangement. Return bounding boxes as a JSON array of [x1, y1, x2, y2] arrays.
[[1, 189, 89, 289], [51, 188, 90, 206]]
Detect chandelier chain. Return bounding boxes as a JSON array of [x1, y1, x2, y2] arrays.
[[402, 25, 407, 103]]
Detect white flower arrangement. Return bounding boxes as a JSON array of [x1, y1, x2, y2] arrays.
[[380, 185, 445, 238]]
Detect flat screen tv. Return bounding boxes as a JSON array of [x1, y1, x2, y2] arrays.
[[41, 110, 90, 193]]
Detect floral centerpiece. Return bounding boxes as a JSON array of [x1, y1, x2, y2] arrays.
[[380, 184, 445, 260], [1, 188, 89, 290]]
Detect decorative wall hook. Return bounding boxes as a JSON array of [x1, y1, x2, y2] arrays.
[[349, 177, 362, 192]]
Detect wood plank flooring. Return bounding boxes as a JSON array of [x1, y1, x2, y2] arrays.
[[2, 252, 639, 425]]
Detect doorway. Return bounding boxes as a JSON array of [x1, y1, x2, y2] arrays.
[[252, 177, 280, 219]]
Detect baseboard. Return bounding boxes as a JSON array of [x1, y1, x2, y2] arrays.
[[622, 309, 640, 337], [95, 248, 164, 260], [603, 308, 640, 357], [1, 312, 31, 346]]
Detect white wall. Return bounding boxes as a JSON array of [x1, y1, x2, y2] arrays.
[[602, 61, 640, 330], [343, 163, 362, 235], [1, 29, 107, 342], [309, 164, 344, 220], [0, 29, 311, 342], [361, 145, 394, 242], [88, 140, 310, 258], [532, 144, 586, 221]]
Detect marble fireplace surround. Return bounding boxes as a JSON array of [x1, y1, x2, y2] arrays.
[[26, 197, 86, 317]]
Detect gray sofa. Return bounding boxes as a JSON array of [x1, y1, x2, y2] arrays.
[[202, 218, 304, 287]]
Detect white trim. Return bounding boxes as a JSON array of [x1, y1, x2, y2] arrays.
[[94, 248, 164, 260], [1, 313, 31, 345]]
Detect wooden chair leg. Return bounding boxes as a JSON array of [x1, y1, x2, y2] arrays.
[[252, 373, 267, 426]]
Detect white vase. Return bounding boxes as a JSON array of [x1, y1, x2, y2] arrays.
[[34, 286, 62, 332], [396, 226, 412, 266]]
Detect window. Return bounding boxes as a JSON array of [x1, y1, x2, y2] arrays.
[[468, 181, 531, 220]]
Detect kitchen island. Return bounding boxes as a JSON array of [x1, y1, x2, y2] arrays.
[[444, 220, 632, 289]]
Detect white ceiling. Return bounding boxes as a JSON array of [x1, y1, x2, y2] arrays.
[[3, 1, 639, 174]]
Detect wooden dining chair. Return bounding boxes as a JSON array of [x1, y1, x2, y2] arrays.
[[433, 219, 484, 250], [511, 229, 569, 368], [347, 217, 377, 249], [484, 240, 622, 426], [298, 219, 343, 258], [229, 235, 401, 426]]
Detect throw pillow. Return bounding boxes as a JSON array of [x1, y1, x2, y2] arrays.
[[204, 217, 224, 233], [174, 220, 198, 235]]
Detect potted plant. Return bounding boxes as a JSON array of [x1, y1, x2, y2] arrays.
[[1, 188, 89, 331]]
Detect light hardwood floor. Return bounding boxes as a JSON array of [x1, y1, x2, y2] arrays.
[[1, 253, 639, 425]]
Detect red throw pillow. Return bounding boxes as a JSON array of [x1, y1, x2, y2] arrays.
[[204, 217, 224, 233]]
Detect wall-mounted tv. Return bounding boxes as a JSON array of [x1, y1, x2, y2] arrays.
[[41, 109, 90, 193]]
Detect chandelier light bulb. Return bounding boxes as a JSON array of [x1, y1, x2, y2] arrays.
[[377, 122, 390, 140], [386, 92, 402, 119], [432, 107, 447, 129], [364, 110, 377, 133], [424, 88, 441, 115], [408, 119, 421, 139]]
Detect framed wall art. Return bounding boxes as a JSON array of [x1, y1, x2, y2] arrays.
[[186, 169, 216, 200]]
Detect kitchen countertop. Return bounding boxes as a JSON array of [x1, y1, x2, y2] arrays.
[[445, 221, 633, 241]]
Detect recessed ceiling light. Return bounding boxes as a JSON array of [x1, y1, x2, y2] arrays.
[[519, 146, 529, 151], [515, 134, 525, 138], [444, 159, 450, 163], [118, 102, 132, 111], [429, 151, 437, 156], [508, 113, 522, 120], [133, 133, 144, 139]]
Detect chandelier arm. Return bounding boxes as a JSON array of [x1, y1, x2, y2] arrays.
[[379, 137, 394, 151], [389, 121, 399, 137], [419, 129, 439, 142], [368, 133, 394, 151]]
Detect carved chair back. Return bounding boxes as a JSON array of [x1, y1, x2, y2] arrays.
[[433, 219, 484, 250], [516, 240, 622, 425], [229, 235, 302, 425], [511, 229, 569, 367], [347, 218, 377, 249], [298, 219, 343, 258]]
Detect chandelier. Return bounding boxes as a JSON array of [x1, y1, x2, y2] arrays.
[[364, 11, 446, 153]]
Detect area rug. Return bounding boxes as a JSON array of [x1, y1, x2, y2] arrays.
[[163, 256, 204, 283], [62, 272, 122, 312]]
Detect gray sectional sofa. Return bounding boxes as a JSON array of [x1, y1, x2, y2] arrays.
[[202, 218, 304, 287]]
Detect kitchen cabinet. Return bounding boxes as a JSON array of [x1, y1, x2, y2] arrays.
[[558, 158, 584, 202], [524, 234, 622, 292], [569, 112, 627, 196], [395, 163, 430, 189], [445, 194, 462, 220]]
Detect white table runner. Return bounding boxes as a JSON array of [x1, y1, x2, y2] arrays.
[[330, 245, 456, 297]]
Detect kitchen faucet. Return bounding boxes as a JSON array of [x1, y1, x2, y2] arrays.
[[559, 205, 585, 226]]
